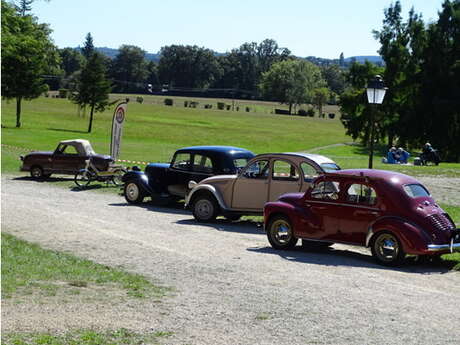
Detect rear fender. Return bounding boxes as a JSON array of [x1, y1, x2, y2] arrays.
[[185, 184, 227, 210], [121, 171, 153, 195], [367, 217, 432, 255]]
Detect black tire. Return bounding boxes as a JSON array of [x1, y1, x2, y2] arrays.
[[74, 170, 92, 188], [370, 231, 405, 266], [266, 215, 298, 250], [192, 193, 219, 222], [124, 181, 144, 204], [302, 240, 333, 250], [30, 166, 45, 179], [111, 168, 126, 186]]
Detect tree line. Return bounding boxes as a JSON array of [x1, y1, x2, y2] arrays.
[[2, 0, 459, 161], [340, 0, 459, 161]]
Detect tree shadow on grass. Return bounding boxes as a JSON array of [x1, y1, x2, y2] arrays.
[[47, 127, 88, 134], [247, 245, 455, 274]]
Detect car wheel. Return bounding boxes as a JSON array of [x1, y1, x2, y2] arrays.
[[192, 194, 218, 222], [124, 181, 144, 204], [267, 215, 298, 250], [74, 170, 92, 188], [371, 231, 405, 266], [30, 166, 45, 179], [111, 168, 126, 186]]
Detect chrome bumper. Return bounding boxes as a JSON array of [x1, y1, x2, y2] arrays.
[[427, 243, 460, 252], [427, 231, 460, 253]]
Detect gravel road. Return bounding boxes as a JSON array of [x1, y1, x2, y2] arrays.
[[2, 175, 459, 345]]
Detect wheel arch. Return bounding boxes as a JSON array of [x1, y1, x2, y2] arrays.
[[186, 184, 227, 211], [366, 217, 431, 255]]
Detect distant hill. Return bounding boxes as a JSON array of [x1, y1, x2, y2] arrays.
[[344, 56, 384, 64], [88, 47, 383, 66]]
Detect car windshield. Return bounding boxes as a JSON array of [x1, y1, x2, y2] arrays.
[[320, 163, 340, 172], [403, 184, 430, 198]]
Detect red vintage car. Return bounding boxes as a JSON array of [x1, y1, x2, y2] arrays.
[[264, 169, 460, 266]]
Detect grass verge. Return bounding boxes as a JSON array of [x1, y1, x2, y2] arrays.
[[1, 328, 173, 345], [1, 233, 169, 299]]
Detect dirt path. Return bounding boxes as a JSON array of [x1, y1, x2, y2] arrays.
[[1, 176, 459, 345]]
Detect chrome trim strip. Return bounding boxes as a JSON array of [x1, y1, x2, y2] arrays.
[[307, 200, 379, 211], [427, 243, 460, 252]]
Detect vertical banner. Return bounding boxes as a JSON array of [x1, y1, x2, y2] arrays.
[[110, 101, 127, 160]]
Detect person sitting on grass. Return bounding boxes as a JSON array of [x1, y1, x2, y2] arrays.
[[396, 147, 410, 164], [386, 147, 397, 164]]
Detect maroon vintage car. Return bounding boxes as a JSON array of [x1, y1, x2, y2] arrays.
[[20, 139, 114, 179], [264, 169, 460, 266]]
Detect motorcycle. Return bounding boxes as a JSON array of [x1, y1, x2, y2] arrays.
[[74, 159, 127, 188], [420, 149, 441, 166]]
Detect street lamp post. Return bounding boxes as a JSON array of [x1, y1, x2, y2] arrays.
[[366, 75, 387, 169]]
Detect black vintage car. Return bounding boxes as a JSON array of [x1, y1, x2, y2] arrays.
[[122, 146, 255, 204]]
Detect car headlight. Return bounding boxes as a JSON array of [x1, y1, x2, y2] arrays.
[[188, 180, 197, 190]]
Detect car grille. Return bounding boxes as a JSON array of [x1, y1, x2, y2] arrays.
[[427, 213, 455, 231]]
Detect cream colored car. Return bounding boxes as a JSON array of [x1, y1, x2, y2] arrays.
[[185, 153, 340, 222]]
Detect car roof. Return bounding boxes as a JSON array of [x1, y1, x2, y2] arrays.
[[253, 152, 337, 165], [177, 146, 254, 155], [324, 169, 421, 186], [59, 139, 91, 146]]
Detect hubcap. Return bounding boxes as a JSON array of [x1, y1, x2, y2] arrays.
[[126, 183, 139, 201], [195, 199, 213, 219], [375, 234, 399, 262], [31, 168, 41, 177], [271, 219, 292, 245]]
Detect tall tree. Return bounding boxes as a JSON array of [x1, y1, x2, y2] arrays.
[[59, 47, 85, 77], [1, 0, 60, 127], [16, 0, 33, 16], [109, 45, 149, 93], [260, 59, 325, 114], [81, 32, 94, 59], [71, 51, 112, 133], [158, 45, 221, 89]]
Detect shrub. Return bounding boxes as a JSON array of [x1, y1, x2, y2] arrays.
[[190, 101, 199, 108], [217, 102, 225, 110], [184, 101, 188, 107], [245, 107, 250, 112], [204, 104, 212, 109], [298, 109, 307, 116], [226, 105, 231, 110], [307, 108, 315, 117], [275, 108, 290, 115], [164, 98, 173, 106], [136, 96, 144, 104], [236, 106, 239, 111], [328, 113, 335, 119]]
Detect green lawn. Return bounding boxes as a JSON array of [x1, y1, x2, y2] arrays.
[[1, 233, 169, 299]]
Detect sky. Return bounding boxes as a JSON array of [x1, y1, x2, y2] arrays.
[[31, 0, 445, 59]]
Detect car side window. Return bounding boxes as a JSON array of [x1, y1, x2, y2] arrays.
[[272, 160, 299, 181], [172, 153, 191, 170], [311, 181, 340, 200], [242, 160, 269, 179], [301, 162, 319, 181], [56, 144, 78, 155], [193, 154, 213, 173], [346, 184, 377, 205]]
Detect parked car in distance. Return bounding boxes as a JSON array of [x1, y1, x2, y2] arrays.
[[122, 146, 255, 204], [264, 169, 460, 266], [20, 139, 114, 179], [185, 153, 340, 222]]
